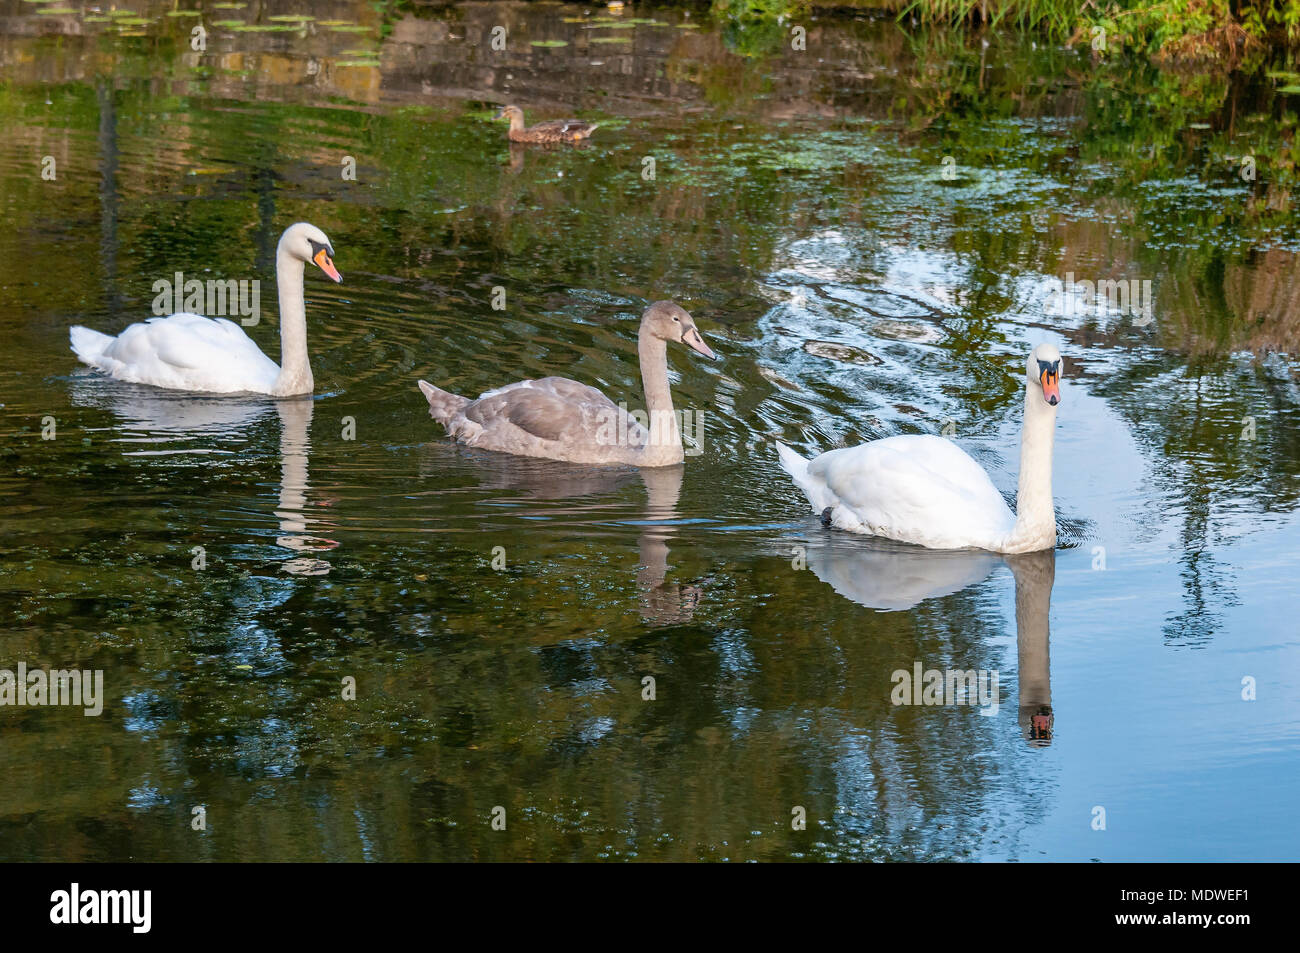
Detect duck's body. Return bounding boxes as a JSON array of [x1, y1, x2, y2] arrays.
[[418, 301, 715, 467], [498, 105, 597, 144], [69, 223, 341, 397], [778, 344, 1064, 554]]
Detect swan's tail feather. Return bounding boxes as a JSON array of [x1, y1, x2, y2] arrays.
[[776, 441, 809, 482], [777, 442, 831, 515], [417, 379, 470, 427], [69, 326, 113, 365]]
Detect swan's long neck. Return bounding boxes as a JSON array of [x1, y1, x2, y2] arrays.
[[1005, 385, 1057, 552], [637, 327, 683, 466], [273, 244, 312, 397]]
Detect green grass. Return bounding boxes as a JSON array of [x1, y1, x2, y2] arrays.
[[853, 0, 1300, 61]]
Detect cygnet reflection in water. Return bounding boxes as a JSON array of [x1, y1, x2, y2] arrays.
[[421, 447, 703, 626]]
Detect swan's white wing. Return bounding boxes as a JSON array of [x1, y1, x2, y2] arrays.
[[93, 314, 280, 393], [810, 434, 1015, 550]]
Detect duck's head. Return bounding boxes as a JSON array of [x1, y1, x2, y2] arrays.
[[641, 301, 717, 360], [496, 105, 524, 124], [1027, 343, 1063, 406], [280, 222, 341, 283]]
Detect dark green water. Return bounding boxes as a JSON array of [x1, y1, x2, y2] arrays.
[[1, 0, 1298, 861]]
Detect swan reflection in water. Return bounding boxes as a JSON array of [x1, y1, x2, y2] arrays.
[[427, 448, 703, 625], [68, 375, 336, 575], [799, 533, 1055, 745], [273, 397, 337, 576], [1006, 550, 1054, 746], [70, 372, 274, 443]]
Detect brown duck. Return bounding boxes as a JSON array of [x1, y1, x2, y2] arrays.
[[497, 105, 598, 144]]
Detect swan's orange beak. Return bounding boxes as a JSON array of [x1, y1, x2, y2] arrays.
[[1040, 366, 1060, 405], [684, 326, 717, 360], [313, 248, 342, 283]]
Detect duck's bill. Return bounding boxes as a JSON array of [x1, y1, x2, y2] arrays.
[[494, 108, 507, 119], [1040, 369, 1060, 405], [313, 248, 342, 283], [685, 328, 717, 360]]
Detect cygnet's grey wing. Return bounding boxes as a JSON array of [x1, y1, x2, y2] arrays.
[[530, 376, 619, 409], [463, 378, 646, 455]]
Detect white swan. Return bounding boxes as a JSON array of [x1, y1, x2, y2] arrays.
[[777, 344, 1063, 553], [69, 223, 341, 396]]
